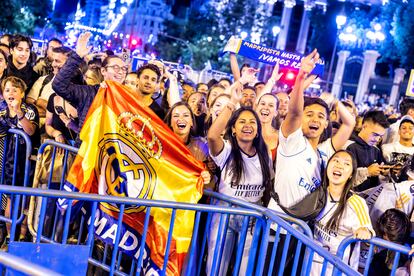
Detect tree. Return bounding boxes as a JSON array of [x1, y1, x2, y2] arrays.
[[155, 0, 271, 71], [0, 0, 52, 35], [379, 1, 414, 70]]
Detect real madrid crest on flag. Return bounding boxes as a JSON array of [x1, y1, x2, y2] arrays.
[[61, 81, 205, 275]]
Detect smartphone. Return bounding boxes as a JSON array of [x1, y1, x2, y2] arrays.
[[55, 106, 65, 115]]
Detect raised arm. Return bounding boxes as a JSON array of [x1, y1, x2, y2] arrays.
[[52, 32, 94, 107], [281, 49, 319, 138], [332, 101, 356, 150], [230, 53, 241, 81], [259, 62, 283, 98], [207, 82, 242, 156], [164, 69, 181, 106]]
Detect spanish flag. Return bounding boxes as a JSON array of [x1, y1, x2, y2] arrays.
[[63, 81, 205, 275]]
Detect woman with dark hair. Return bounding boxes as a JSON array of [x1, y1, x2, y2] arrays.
[[164, 101, 214, 188], [206, 83, 272, 275], [311, 150, 374, 275]]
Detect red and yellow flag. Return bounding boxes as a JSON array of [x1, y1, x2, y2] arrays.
[[63, 81, 205, 274]]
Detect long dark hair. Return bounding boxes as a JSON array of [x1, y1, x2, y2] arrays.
[[164, 101, 197, 139], [325, 150, 358, 231], [223, 107, 271, 192]]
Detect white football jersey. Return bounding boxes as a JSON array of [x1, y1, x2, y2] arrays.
[[211, 141, 264, 203], [268, 127, 335, 213], [311, 194, 374, 276]]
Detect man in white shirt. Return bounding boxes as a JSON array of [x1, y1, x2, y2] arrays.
[[383, 98, 414, 144], [268, 50, 355, 213], [382, 115, 414, 165], [264, 49, 355, 275]]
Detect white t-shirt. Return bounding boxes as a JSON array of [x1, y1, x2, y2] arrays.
[[267, 127, 335, 213], [311, 194, 374, 276], [211, 141, 264, 203], [362, 180, 414, 225], [381, 142, 414, 164]]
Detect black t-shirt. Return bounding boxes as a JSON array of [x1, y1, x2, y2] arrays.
[[0, 102, 39, 185], [149, 100, 165, 120], [6, 57, 39, 93], [46, 93, 79, 142]]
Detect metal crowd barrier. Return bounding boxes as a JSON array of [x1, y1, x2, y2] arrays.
[[335, 236, 412, 276], [0, 251, 61, 276], [1, 140, 361, 275], [1, 185, 360, 276], [0, 129, 33, 242]]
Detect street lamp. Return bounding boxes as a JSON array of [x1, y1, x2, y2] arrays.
[[325, 14, 347, 91], [272, 25, 281, 48], [272, 26, 281, 37]]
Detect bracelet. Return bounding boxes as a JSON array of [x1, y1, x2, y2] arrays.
[[55, 133, 63, 139], [17, 112, 25, 120]]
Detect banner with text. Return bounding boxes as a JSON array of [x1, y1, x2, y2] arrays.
[[222, 36, 325, 76]]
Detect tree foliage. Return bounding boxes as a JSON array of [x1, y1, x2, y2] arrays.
[[155, 0, 269, 71], [379, 1, 414, 70], [0, 0, 52, 35]]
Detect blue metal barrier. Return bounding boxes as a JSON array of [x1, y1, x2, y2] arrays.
[[0, 250, 62, 276], [204, 190, 313, 238], [0, 129, 33, 243], [335, 236, 412, 276], [1, 140, 362, 275], [1, 184, 360, 276]]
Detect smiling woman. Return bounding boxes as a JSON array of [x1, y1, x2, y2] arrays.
[[206, 82, 272, 275], [311, 150, 375, 276], [164, 101, 216, 189]]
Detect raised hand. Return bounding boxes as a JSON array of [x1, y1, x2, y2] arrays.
[[230, 82, 243, 105], [10, 99, 21, 114], [76, 32, 93, 58], [300, 49, 319, 75], [239, 67, 259, 85], [270, 62, 283, 82]]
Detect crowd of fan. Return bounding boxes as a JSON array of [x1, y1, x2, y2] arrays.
[[1, 31, 414, 274]]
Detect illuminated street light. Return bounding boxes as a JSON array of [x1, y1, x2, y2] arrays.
[[336, 15, 347, 28], [326, 14, 347, 90], [272, 26, 281, 37], [375, 32, 385, 41]]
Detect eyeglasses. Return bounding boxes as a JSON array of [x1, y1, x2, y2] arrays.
[[106, 65, 128, 73]]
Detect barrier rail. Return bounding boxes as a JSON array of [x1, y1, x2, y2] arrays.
[[335, 236, 412, 276], [1, 184, 360, 276], [27, 140, 78, 239], [1, 140, 361, 275], [0, 129, 33, 242], [204, 190, 313, 238], [0, 251, 62, 276]]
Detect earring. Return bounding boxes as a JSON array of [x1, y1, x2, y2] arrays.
[[232, 132, 236, 137]]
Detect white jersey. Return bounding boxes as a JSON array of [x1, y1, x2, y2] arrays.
[[268, 127, 335, 213], [381, 142, 414, 164], [361, 180, 414, 224], [384, 119, 414, 145], [311, 194, 374, 276], [211, 141, 264, 203]]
